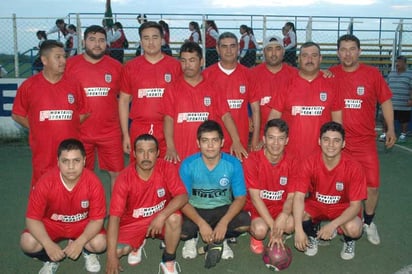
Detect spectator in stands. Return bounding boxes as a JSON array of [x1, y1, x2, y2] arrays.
[[107, 22, 126, 63], [283, 22, 297, 67], [135, 14, 148, 56], [239, 24, 257, 68], [159, 20, 173, 56], [65, 24, 78, 57], [46, 18, 69, 40], [33, 31, 47, 73], [205, 20, 219, 67], [187, 21, 202, 44], [380, 55, 412, 142]]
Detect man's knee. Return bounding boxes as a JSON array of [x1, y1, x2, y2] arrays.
[[20, 232, 42, 253]]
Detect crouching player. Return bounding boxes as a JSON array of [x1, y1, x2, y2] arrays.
[[106, 134, 188, 274], [293, 122, 367, 260], [243, 119, 296, 254], [20, 138, 107, 273]]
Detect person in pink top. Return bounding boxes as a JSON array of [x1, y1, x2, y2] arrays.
[[329, 34, 396, 246], [12, 40, 89, 187]]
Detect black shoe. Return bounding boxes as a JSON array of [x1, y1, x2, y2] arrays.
[[204, 242, 223, 269]]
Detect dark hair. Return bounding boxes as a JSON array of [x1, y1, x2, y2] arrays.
[[218, 32, 238, 45], [337, 34, 360, 50], [206, 20, 218, 32], [320, 122, 345, 140], [137, 14, 148, 24], [197, 120, 224, 140], [397, 55, 407, 62], [264, 119, 289, 137], [39, 40, 64, 56], [134, 134, 159, 151], [139, 21, 163, 38], [180, 41, 202, 59], [158, 20, 169, 32], [36, 30, 47, 40], [84, 25, 107, 39], [114, 22, 123, 29], [58, 138, 86, 157], [55, 19, 65, 25], [285, 22, 296, 32], [189, 21, 202, 41], [68, 24, 76, 32], [299, 41, 321, 55]]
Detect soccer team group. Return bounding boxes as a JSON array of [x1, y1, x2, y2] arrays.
[[11, 20, 397, 274]]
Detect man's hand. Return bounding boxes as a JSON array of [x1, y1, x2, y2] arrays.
[[213, 222, 228, 243], [146, 214, 167, 238], [63, 239, 83, 260], [122, 136, 131, 154], [44, 242, 66, 262], [317, 222, 337, 241], [164, 147, 180, 164], [294, 231, 308, 252], [230, 141, 248, 162], [106, 254, 123, 274], [385, 130, 397, 148], [199, 223, 214, 244]]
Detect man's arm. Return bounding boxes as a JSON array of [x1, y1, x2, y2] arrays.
[[221, 112, 248, 161], [293, 191, 308, 252], [249, 101, 261, 151], [331, 110, 342, 124], [381, 99, 396, 148], [163, 115, 180, 164], [11, 113, 29, 129], [267, 108, 282, 121], [213, 195, 246, 242], [106, 216, 122, 274], [79, 113, 90, 124], [118, 92, 132, 154], [249, 188, 275, 230]]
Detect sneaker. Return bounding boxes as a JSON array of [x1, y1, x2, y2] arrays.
[[128, 240, 146, 265], [38, 261, 59, 274], [182, 237, 198, 259], [363, 222, 381, 245], [399, 133, 407, 143], [379, 133, 386, 142], [83, 252, 101, 273], [222, 239, 234, 259], [304, 236, 319, 256], [318, 228, 337, 246], [250, 237, 264, 254], [159, 260, 181, 274], [340, 240, 356, 260], [204, 242, 223, 269]]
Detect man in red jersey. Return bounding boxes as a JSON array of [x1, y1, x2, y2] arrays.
[[106, 134, 188, 274], [294, 122, 367, 260], [243, 119, 296, 254], [119, 21, 181, 162], [203, 32, 260, 160], [250, 35, 298, 146], [268, 41, 342, 159], [66, 25, 124, 191], [12, 40, 89, 187], [329, 34, 396, 245], [20, 139, 106, 273]]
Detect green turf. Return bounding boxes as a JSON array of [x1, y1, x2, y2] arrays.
[[0, 142, 411, 274]]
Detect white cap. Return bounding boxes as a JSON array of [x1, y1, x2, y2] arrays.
[[263, 35, 284, 48]]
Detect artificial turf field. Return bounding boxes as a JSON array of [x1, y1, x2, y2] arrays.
[[0, 141, 411, 274]]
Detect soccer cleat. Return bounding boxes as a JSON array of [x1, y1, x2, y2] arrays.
[[379, 133, 386, 142], [340, 240, 356, 260], [399, 133, 407, 142], [222, 239, 234, 259], [204, 242, 223, 268], [83, 252, 101, 273], [128, 240, 146, 265], [304, 236, 319, 256], [182, 237, 198, 259], [250, 237, 264, 254], [363, 222, 381, 245], [159, 260, 181, 274], [38, 261, 59, 274]]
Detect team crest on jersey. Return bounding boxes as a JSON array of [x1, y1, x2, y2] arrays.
[[67, 93, 75, 104], [81, 200, 89, 208], [357, 86, 365, 95], [204, 96, 211, 106], [279, 176, 288, 186], [239, 85, 246, 94], [336, 182, 344, 191], [320, 92, 327, 102], [219, 177, 229, 187], [157, 188, 165, 198], [164, 73, 172, 83], [105, 73, 112, 83]]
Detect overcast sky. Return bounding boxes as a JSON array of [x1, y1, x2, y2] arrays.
[[1, 0, 412, 18]]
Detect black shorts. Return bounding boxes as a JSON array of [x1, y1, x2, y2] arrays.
[[181, 204, 251, 240], [394, 110, 411, 123]]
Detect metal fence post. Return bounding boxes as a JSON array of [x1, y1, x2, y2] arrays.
[[12, 13, 19, 77]]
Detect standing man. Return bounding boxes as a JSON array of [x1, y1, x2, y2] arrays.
[[179, 120, 250, 268], [243, 119, 296, 254], [293, 122, 367, 260], [12, 40, 89, 186], [330, 34, 396, 245], [250, 35, 297, 144], [119, 21, 181, 162], [380, 55, 412, 142], [20, 139, 107, 273], [66, 25, 124, 191], [204, 32, 260, 159], [268, 41, 342, 159], [106, 134, 188, 274]]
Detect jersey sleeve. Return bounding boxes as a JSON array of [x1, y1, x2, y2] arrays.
[[12, 80, 30, 117], [243, 152, 259, 190], [26, 177, 49, 220], [346, 160, 368, 202], [109, 169, 130, 217], [375, 69, 393, 104], [120, 64, 133, 95], [294, 157, 313, 194], [162, 83, 176, 117], [230, 156, 247, 197], [163, 161, 188, 197], [179, 158, 193, 196], [87, 172, 107, 220]]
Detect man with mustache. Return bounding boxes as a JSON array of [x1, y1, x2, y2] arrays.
[[267, 41, 343, 159], [66, 25, 124, 191]]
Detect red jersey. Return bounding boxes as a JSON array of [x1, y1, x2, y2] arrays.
[[329, 64, 392, 147], [163, 75, 229, 160], [206, 27, 217, 48], [296, 152, 367, 205], [109, 159, 187, 227], [251, 63, 298, 138], [239, 34, 256, 51], [269, 72, 342, 159], [66, 54, 122, 141], [26, 166, 106, 229], [110, 29, 126, 49], [203, 63, 258, 151], [12, 73, 89, 185], [243, 150, 297, 216]]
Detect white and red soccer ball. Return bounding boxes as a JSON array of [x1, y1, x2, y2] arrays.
[[262, 245, 292, 271]]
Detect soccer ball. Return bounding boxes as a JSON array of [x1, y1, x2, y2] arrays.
[[262, 245, 292, 271]]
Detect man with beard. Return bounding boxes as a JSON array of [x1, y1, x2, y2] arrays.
[[66, 25, 124, 191]]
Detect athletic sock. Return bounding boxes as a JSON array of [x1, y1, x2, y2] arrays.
[[302, 220, 317, 237], [363, 211, 375, 225], [25, 249, 51, 262], [344, 235, 355, 242], [162, 251, 176, 262]]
